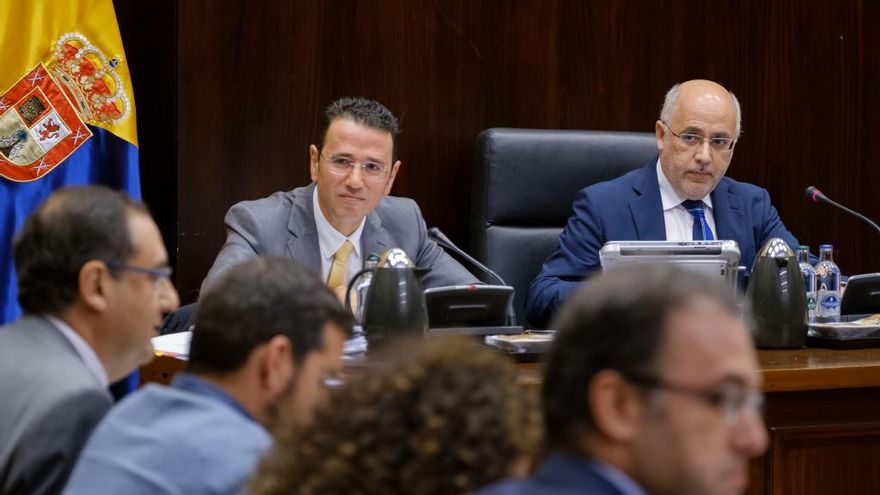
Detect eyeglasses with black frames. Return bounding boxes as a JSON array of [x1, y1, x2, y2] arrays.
[[622, 370, 764, 426]]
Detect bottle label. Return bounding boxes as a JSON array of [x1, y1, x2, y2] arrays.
[[817, 291, 840, 317], [806, 292, 817, 319]]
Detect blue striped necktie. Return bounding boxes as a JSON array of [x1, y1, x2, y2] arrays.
[[682, 199, 714, 241]]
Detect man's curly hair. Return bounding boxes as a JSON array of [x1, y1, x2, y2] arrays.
[[250, 337, 541, 495]]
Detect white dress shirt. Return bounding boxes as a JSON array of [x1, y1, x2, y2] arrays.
[[656, 159, 717, 241], [46, 315, 109, 388], [313, 187, 365, 286]]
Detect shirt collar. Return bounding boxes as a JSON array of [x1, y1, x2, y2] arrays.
[[313, 186, 365, 260], [171, 372, 261, 424], [45, 315, 109, 388], [656, 158, 714, 211]]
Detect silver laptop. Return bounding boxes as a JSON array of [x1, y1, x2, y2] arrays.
[[599, 240, 741, 292]]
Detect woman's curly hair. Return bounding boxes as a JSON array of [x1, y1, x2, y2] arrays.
[[250, 337, 541, 495]]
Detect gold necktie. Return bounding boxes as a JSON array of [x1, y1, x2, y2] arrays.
[[327, 240, 355, 290]]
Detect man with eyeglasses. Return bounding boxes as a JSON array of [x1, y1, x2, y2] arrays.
[[526, 79, 803, 328], [0, 186, 179, 495], [64, 257, 351, 495], [201, 97, 478, 300], [478, 264, 768, 495]]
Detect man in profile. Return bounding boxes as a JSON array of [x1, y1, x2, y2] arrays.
[[64, 257, 351, 495], [479, 264, 767, 495], [527, 79, 803, 327], [0, 186, 179, 495], [202, 97, 478, 300]]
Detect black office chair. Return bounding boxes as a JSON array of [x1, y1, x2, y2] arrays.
[[471, 128, 658, 328]]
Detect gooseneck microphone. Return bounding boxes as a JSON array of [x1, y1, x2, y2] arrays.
[[805, 186, 880, 236], [428, 227, 516, 325], [428, 227, 508, 285]]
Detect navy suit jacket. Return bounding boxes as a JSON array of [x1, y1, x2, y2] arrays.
[[525, 160, 801, 328], [475, 453, 631, 495]]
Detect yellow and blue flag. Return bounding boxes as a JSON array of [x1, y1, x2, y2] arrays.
[[0, 0, 140, 324]]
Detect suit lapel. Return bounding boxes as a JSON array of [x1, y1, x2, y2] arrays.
[[286, 183, 322, 270], [629, 163, 667, 240], [361, 206, 391, 259], [711, 180, 747, 249]]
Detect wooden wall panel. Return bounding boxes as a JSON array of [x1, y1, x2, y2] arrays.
[[117, 0, 880, 302]]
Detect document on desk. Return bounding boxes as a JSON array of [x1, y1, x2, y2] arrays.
[[151, 330, 366, 361], [151, 331, 192, 359]]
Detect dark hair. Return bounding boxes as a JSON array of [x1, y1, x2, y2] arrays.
[[188, 257, 353, 373], [14, 186, 147, 314], [322, 97, 400, 158], [250, 337, 541, 495], [542, 264, 740, 450]]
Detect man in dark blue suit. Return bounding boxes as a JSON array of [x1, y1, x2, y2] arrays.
[[526, 80, 801, 328], [477, 265, 768, 495]]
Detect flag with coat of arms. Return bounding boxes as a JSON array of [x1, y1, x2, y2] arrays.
[[0, 0, 141, 324]]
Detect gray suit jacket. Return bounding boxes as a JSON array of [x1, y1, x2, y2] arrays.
[[201, 183, 478, 293], [0, 315, 113, 495]]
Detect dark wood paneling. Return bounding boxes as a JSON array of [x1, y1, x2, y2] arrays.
[[769, 423, 880, 495], [745, 387, 880, 495], [113, 0, 178, 273], [121, 0, 880, 302]]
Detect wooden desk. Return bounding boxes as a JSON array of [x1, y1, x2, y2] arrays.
[[139, 347, 880, 494], [747, 347, 880, 495], [139, 353, 186, 387]]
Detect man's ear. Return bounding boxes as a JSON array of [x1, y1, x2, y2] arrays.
[[309, 144, 320, 182], [588, 369, 645, 443], [78, 260, 111, 312], [655, 120, 666, 153], [259, 335, 295, 397], [383, 160, 401, 195]]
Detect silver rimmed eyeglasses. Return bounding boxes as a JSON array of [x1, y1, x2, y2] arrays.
[[661, 121, 736, 153], [319, 149, 390, 181], [622, 371, 764, 425]]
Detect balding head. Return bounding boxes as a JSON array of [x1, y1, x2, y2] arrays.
[[660, 80, 741, 138], [655, 79, 740, 200]]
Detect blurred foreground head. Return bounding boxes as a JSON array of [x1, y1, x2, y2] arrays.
[[251, 337, 541, 495], [545, 264, 767, 495], [190, 256, 352, 427], [14, 185, 178, 381]]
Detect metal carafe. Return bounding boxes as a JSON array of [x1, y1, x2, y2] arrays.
[[746, 238, 808, 348], [345, 248, 429, 348]]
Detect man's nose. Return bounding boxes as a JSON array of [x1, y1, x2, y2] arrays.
[[694, 139, 713, 164], [732, 407, 769, 457], [345, 164, 365, 188], [158, 279, 180, 314]]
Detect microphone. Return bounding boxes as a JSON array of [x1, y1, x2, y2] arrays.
[[428, 228, 507, 285], [805, 186, 880, 236], [428, 227, 516, 325]]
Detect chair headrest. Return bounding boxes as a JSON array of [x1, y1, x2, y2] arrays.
[[473, 128, 658, 226]]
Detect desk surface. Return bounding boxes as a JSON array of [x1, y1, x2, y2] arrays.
[[142, 345, 880, 393], [512, 347, 880, 394], [756, 346, 880, 392]]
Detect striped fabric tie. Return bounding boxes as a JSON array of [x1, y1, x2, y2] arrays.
[[682, 199, 714, 241]]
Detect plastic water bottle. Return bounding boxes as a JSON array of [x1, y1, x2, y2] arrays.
[[796, 245, 817, 323], [815, 244, 841, 323], [355, 254, 380, 323]]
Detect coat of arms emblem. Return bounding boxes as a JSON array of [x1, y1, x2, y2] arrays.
[[0, 33, 130, 182]]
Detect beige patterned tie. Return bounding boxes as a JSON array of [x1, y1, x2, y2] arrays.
[[326, 240, 355, 290]]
